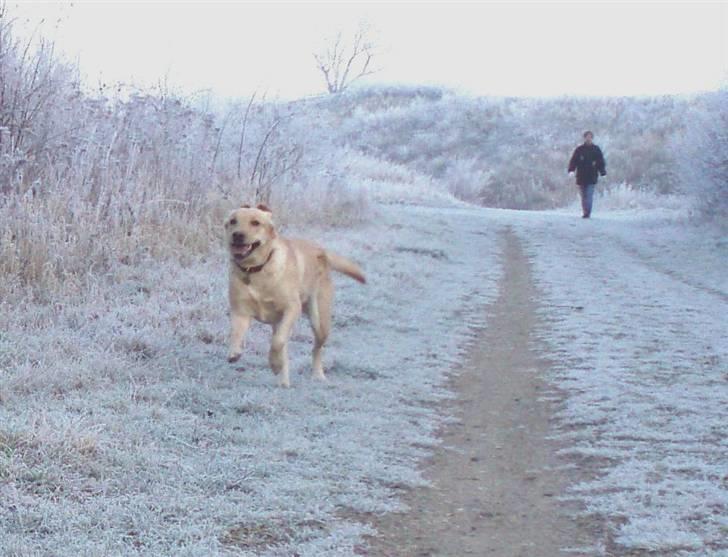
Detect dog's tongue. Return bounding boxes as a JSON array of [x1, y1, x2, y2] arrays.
[[232, 244, 253, 258]]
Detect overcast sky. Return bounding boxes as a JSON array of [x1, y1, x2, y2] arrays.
[[10, 1, 728, 99]]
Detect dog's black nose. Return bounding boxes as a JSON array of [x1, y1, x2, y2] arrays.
[[232, 232, 246, 243]]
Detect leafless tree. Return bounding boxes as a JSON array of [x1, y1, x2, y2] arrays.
[[314, 24, 378, 94]]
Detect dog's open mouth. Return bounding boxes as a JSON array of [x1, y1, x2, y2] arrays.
[[230, 240, 261, 260]]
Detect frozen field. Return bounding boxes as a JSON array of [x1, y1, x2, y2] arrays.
[[0, 205, 501, 556], [1, 203, 726, 556]]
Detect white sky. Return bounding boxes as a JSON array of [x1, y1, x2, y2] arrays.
[[9, 1, 728, 99]]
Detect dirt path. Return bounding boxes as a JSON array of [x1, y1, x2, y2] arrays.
[[363, 228, 594, 556]]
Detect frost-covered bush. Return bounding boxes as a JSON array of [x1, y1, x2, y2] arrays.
[[341, 150, 453, 205], [673, 89, 728, 219], [0, 14, 85, 195], [443, 158, 493, 202], [0, 13, 367, 299]]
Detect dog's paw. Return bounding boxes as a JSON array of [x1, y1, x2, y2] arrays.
[[227, 352, 242, 363], [312, 372, 327, 382], [276, 371, 291, 388]]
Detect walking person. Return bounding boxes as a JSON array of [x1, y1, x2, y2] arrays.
[[568, 131, 606, 218]]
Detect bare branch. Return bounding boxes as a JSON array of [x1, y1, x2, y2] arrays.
[[236, 90, 256, 179], [250, 118, 282, 201], [314, 24, 379, 94]]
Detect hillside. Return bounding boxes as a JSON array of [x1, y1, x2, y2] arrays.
[[311, 86, 688, 209]]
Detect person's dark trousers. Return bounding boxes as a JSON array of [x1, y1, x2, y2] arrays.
[[578, 183, 596, 218]]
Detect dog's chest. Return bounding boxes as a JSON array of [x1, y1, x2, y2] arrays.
[[237, 285, 285, 324]]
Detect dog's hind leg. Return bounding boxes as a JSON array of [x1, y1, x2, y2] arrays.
[[309, 279, 333, 380]]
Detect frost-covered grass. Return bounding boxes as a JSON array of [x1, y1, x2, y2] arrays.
[[583, 182, 689, 212], [0, 205, 501, 556], [511, 210, 727, 555], [2, 198, 725, 555], [341, 150, 460, 207]]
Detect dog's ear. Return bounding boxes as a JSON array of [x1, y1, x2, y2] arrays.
[[240, 204, 251, 209], [256, 204, 272, 213]]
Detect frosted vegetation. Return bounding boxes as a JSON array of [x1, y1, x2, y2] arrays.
[[1, 12, 726, 300]]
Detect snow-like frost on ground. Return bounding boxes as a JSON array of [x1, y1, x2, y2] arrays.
[[0, 205, 501, 556], [2, 202, 724, 555], [511, 209, 727, 555]]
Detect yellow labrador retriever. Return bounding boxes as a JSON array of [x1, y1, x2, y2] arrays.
[[224, 204, 366, 387]]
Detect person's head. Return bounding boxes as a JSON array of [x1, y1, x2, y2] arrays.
[[583, 131, 594, 145]]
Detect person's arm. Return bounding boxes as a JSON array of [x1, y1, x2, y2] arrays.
[[568, 147, 578, 173], [597, 146, 606, 176]]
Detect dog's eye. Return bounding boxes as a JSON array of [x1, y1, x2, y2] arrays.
[[229, 218, 237, 226], [250, 220, 260, 226]]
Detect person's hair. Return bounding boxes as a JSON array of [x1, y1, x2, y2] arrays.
[[583, 130, 594, 139]]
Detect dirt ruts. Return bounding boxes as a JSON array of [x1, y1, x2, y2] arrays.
[[362, 228, 595, 556]]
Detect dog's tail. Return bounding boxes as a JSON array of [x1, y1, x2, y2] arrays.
[[325, 251, 366, 284]]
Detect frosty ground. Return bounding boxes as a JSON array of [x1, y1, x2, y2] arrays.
[[518, 209, 727, 555], [1, 203, 726, 556]]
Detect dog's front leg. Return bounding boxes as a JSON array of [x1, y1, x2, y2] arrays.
[[269, 307, 300, 388], [227, 312, 251, 363]]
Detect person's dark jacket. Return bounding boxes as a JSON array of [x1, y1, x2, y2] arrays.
[[568, 143, 606, 186]]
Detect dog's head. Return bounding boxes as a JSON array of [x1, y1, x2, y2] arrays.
[[224, 204, 276, 262]]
